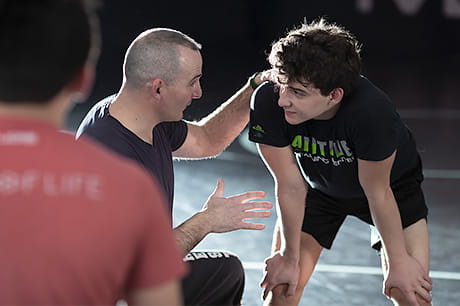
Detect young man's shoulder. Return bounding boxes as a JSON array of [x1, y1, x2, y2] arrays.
[[251, 82, 279, 109], [348, 76, 392, 105]]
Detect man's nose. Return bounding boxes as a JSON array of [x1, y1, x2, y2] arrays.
[[192, 82, 202, 99]]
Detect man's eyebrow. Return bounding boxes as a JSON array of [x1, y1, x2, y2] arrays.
[[190, 74, 202, 82]]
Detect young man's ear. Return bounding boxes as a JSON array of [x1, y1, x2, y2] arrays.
[[329, 88, 344, 104]]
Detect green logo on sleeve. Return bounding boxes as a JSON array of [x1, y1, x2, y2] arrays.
[[252, 125, 265, 133]]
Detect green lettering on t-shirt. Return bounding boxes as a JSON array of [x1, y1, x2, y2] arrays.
[[303, 137, 310, 152], [291, 135, 303, 150]]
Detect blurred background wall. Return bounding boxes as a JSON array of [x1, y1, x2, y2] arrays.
[[67, 0, 460, 128]]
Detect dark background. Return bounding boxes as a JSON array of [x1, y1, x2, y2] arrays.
[[67, 0, 460, 128]]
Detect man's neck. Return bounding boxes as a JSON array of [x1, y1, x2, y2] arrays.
[[108, 88, 160, 144], [0, 93, 71, 128]]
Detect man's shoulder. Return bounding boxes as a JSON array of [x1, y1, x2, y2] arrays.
[[155, 120, 187, 133], [74, 137, 151, 181], [76, 96, 140, 157], [76, 96, 114, 139]]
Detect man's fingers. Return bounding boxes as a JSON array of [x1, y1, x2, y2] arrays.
[[242, 210, 272, 220], [210, 179, 224, 198], [239, 222, 266, 230], [229, 191, 266, 202], [242, 201, 273, 211]]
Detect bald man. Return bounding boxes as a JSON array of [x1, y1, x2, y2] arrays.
[[76, 28, 271, 305]]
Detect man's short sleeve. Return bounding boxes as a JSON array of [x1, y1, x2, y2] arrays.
[[159, 120, 188, 151], [249, 82, 290, 147]]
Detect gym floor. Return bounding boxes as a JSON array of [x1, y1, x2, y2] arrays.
[[170, 58, 460, 305]]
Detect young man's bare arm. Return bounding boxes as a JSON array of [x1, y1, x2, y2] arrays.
[[257, 144, 308, 298], [358, 152, 432, 304]]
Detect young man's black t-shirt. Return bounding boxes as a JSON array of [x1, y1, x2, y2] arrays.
[[249, 76, 419, 199]]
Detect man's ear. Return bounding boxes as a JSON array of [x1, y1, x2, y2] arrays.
[[68, 64, 95, 102], [329, 88, 344, 104], [147, 78, 164, 100]]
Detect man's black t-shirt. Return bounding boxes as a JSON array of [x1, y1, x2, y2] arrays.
[[249, 76, 419, 198], [76, 96, 188, 212]]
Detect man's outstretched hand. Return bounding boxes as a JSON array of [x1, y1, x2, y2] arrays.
[[201, 179, 272, 233]]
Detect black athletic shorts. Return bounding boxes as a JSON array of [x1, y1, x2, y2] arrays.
[[301, 161, 428, 250]]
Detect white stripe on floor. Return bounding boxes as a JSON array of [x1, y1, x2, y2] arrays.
[[242, 262, 460, 280], [423, 169, 460, 179]]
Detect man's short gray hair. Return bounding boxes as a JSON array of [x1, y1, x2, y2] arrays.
[[123, 28, 201, 88]]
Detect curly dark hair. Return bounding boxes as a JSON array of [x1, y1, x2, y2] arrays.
[[268, 18, 362, 97]]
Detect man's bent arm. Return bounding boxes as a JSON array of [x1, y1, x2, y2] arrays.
[[174, 212, 210, 255], [174, 74, 265, 159], [174, 179, 272, 255]]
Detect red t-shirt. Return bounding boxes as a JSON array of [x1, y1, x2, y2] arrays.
[[0, 117, 187, 304]]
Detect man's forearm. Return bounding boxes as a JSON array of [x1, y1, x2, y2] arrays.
[[196, 82, 253, 155], [173, 212, 210, 255]]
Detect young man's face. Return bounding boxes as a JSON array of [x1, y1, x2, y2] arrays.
[[277, 80, 340, 124], [161, 46, 203, 121]]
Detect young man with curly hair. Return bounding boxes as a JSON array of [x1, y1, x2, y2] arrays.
[[250, 18, 432, 306]]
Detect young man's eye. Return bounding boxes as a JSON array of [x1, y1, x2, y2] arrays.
[[289, 88, 305, 96]]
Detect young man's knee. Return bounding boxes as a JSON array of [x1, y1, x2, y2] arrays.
[[265, 284, 303, 306]]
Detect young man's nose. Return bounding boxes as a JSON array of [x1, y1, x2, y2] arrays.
[[278, 91, 290, 107]]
